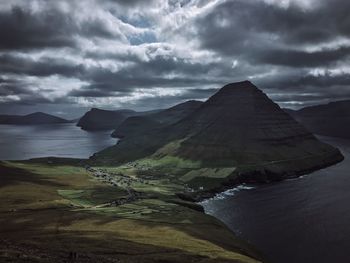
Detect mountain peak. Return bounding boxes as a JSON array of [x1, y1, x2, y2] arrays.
[[220, 80, 257, 92], [204, 80, 263, 107], [27, 112, 47, 116], [224, 80, 260, 91], [223, 80, 254, 87]]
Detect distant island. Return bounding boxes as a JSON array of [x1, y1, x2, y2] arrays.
[[286, 100, 350, 139], [0, 112, 71, 125]]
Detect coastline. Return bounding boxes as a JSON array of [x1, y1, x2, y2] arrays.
[[190, 148, 344, 202], [198, 137, 350, 263]]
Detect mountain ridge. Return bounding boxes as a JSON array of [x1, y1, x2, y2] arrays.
[[112, 100, 203, 138], [286, 100, 350, 139], [77, 108, 138, 131], [0, 112, 70, 125]]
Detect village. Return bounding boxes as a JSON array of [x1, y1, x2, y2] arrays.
[[85, 166, 151, 206]]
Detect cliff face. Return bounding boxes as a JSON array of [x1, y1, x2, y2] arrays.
[[0, 112, 70, 125], [287, 100, 350, 139], [112, 100, 203, 138], [92, 81, 343, 182], [77, 108, 136, 131]]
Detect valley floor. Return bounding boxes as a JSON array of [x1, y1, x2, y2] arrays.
[[0, 159, 263, 263]]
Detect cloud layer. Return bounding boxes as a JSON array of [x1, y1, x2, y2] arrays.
[[0, 0, 349, 117]]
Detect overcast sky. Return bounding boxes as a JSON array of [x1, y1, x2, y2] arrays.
[[0, 0, 349, 118]]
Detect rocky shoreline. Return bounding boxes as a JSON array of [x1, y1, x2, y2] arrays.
[[190, 149, 344, 202]]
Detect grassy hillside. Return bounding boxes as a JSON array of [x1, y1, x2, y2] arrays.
[[0, 160, 263, 263]]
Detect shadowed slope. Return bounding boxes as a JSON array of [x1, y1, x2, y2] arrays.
[[112, 100, 203, 138], [77, 108, 137, 131], [287, 100, 350, 139]]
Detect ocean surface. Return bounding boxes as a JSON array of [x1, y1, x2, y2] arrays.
[[201, 136, 350, 263], [0, 124, 117, 160]]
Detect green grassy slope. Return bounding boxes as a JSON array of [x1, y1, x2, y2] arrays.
[[0, 160, 263, 263]]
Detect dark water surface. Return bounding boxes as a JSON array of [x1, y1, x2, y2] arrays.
[[201, 136, 350, 263], [0, 124, 117, 160]]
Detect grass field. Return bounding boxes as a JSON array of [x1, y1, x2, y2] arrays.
[[0, 160, 263, 263]]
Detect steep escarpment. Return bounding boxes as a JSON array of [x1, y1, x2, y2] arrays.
[[112, 100, 203, 138], [92, 81, 343, 186], [287, 100, 350, 139], [77, 108, 137, 131]]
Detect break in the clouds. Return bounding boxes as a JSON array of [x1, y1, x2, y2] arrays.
[[0, 0, 349, 118]]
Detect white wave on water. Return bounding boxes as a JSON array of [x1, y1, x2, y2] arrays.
[[199, 184, 255, 205]]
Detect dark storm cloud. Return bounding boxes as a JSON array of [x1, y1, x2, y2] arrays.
[[0, 54, 84, 77], [108, 0, 157, 6], [69, 74, 216, 98], [69, 84, 120, 98], [296, 73, 350, 87], [0, 92, 53, 105], [272, 87, 350, 108], [0, 6, 75, 50], [67, 53, 224, 98], [0, 5, 121, 51], [195, 0, 350, 67], [99, 87, 217, 112], [85, 46, 221, 78], [186, 0, 350, 107], [0, 82, 31, 96], [255, 46, 350, 67]]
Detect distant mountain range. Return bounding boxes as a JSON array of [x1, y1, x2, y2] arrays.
[[91, 81, 343, 185], [0, 112, 71, 125], [77, 101, 203, 132], [112, 100, 203, 138], [285, 100, 350, 139]]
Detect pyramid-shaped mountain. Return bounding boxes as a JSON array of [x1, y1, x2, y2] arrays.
[[93, 81, 343, 180]]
